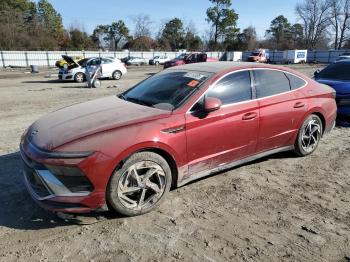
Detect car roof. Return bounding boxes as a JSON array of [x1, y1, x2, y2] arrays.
[[335, 59, 350, 63], [167, 61, 288, 74]]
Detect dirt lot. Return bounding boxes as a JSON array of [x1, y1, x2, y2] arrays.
[[0, 64, 349, 262]]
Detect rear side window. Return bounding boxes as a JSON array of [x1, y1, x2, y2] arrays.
[[318, 63, 350, 80], [253, 70, 290, 98], [207, 71, 252, 105], [285, 73, 306, 90]]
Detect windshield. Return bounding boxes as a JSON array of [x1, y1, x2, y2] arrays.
[[121, 71, 211, 111], [318, 62, 350, 81], [175, 54, 187, 60], [154, 56, 159, 59], [78, 58, 90, 66]]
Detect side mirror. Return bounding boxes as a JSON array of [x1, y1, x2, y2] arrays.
[[204, 97, 222, 112], [314, 69, 320, 78]]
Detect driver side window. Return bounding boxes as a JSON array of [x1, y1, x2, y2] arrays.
[[206, 71, 252, 105]]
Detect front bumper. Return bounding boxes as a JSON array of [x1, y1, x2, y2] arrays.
[[58, 73, 73, 80], [20, 142, 106, 213]]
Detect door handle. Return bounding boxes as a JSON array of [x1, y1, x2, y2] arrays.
[[242, 112, 257, 120], [294, 102, 305, 108]]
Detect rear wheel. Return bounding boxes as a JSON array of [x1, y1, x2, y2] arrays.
[[294, 114, 323, 156], [74, 72, 85, 83], [112, 70, 122, 80], [107, 152, 172, 216]]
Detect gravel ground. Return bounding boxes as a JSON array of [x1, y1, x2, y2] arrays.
[[0, 64, 349, 262]]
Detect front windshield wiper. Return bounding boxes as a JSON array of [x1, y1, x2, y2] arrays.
[[122, 96, 153, 107]]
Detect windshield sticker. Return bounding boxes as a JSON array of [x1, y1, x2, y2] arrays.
[[183, 72, 207, 80], [187, 80, 200, 88]]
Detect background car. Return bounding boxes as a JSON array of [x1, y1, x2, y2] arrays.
[[58, 56, 127, 83], [21, 62, 336, 217], [55, 55, 83, 69], [336, 52, 350, 61], [247, 49, 270, 63], [163, 53, 218, 68], [126, 57, 148, 66], [149, 55, 171, 65], [314, 59, 350, 125]]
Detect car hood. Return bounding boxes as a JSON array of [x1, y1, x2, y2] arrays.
[[315, 78, 350, 95], [27, 96, 171, 150], [62, 55, 80, 67]]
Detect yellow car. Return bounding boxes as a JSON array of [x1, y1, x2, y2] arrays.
[[55, 55, 83, 69]]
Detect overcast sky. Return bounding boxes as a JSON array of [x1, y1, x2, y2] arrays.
[[40, 0, 300, 38]]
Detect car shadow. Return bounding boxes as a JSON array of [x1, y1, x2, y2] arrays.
[[60, 85, 87, 89], [0, 152, 122, 230], [336, 121, 350, 127], [22, 79, 66, 84]]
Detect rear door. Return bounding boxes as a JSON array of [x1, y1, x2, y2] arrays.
[[185, 70, 259, 174], [101, 58, 115, 77], [253, 69, 308, 152]]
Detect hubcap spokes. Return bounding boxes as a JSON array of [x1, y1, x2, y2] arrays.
[[118, 161, 166, 210], [301, 119, 321, 153]]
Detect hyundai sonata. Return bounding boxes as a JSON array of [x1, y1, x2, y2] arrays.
[[20, 62, 337, 216]]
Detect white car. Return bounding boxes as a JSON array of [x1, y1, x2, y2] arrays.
[[58, 56, 127, 83], [149, 55, 171, 65], [126, 57, 147, 66]]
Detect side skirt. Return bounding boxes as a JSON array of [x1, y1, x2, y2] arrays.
[[177, 146, 294, 187]]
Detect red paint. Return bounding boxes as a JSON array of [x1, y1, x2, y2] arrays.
[[21, 63, 337, 213]]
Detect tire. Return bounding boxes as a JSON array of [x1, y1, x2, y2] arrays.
[[155, 61, 159, 66], [92, 79, 101, 88], [294, 114, 323, 157], [107, 152, 172, 216], [112, 70, 122, 80], [74, 72, 85, 83]]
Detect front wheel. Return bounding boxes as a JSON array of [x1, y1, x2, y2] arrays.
[[107, 152, 172, 216], [74, 72, 85, 83], [294, 114, 323, 156]]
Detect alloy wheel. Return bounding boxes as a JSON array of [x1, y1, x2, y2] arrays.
[[113, 71, 121, 80], [117, 161, 166, 211], [75, 73, 84, 83], [301, 118, 321, 153]]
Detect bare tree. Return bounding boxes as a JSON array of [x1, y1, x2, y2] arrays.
[[296, 0, 332, 49], [132, 14, 153, 38], [328, 0, 350, 49]]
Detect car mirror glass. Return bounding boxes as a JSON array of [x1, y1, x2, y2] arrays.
[[314, 69, 320, 78]]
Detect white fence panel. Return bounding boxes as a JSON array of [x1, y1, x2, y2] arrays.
[[242, 51, 251, 61], [307, 50, 345, 63], [269, 51, 284, 63], [0, 52, 4, 67], [2, 50, 348, 67]]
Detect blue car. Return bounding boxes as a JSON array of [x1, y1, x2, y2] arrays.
[[314, 60, 350, 125]]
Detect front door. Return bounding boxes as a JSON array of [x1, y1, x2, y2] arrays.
[[185, 70, 259, 175]]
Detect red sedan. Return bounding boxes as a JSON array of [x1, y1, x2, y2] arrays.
[[20, 62, 337, 216]]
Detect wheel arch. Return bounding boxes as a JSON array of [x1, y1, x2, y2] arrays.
[[74, 71, 86, 80], [299, 107, 327, 135], [111, 144, 180, 189], [311, 111, 326, 135]]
